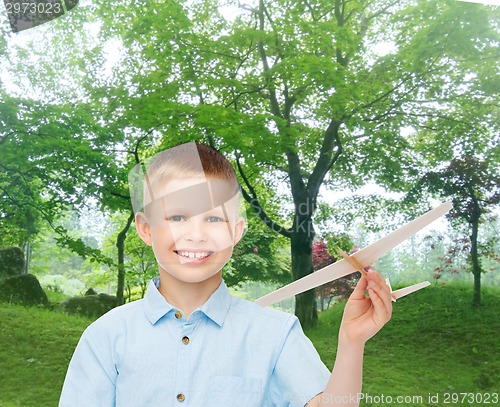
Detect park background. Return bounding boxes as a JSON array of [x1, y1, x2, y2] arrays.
[[0, 0, 499, 406]]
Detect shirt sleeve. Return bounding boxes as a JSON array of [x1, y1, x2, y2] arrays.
[[268, 315, 331, 407], [59, 323, 117, 407]]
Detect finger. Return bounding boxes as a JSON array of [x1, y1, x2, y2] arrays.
[[349, 274, 368, 300], [367, 287, 391, 325], [368, 288, 392, 323], [364, 265, 375, 273], [367, 271, 392, 310], [372, 273, 393, 304], [367, 271, 393, 316], [367, 270, 388, 292], [366, 268, 383, 283]]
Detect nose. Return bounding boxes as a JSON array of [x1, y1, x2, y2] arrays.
[[183, 217, 207, 242]]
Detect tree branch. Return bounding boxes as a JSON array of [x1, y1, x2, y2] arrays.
[[110, 191, 131, 200], [304, 0, 318, 21], [177, 36, 242, 61], [348, 72, 416, 118], [224, 87, 267, 109], [402, 112, 476, 130], [133, 128, 156, 165], [283, 83, 297, 121], [0, 131, 17, 146], [365, 0, 400, 22], [235, 153, 291, 238], [307, 119, 343, 203], [258, 0, 282, 118]]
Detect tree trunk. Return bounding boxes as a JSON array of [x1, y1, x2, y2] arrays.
[[291, 215, 317, 328], [24, 240, 31, 274], [470, 218, 481, 307], [116, 212, 135, 305]]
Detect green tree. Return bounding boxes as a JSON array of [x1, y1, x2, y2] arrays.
[[419, 157, 499, 306], [0, 94, 44, 250], [404, 15, 500, 306], [5, 0, 499, 327], [226, 208, 291, 287], [138, 0, 499, 326], [123, 230, 157, 300], [0, 94, 120, 267]]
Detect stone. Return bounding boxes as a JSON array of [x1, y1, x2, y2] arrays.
[[84, 288, 98, 296], [59, 293, 117, 318], [0, 274, 49, 307]]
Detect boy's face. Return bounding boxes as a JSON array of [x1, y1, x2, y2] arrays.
[[136, 177, 245, 284]]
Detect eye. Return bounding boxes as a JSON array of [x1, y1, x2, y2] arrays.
[[168, 215, 186, 222], [206, 216, 224, 223]]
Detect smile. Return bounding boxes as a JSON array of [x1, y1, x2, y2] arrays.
[[175, 250, 213, 259]]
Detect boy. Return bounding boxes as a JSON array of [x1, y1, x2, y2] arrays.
[[59, 142, 392, 406]]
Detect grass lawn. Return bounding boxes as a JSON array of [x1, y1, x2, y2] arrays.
[[305, 283, 500, 406], [0, 305, 92, 407], [1, 283, 499, 406]]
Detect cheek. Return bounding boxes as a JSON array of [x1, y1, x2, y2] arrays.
[[150, 225, 175, 243], [211, 224, 237, 245]]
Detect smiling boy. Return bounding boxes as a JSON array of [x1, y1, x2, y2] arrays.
[[59, 142, 392, 407]]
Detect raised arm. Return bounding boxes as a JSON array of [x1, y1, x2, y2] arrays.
[[306, 269, 393, 407]]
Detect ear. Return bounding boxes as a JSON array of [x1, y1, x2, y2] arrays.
[[135, 212, 152, 246], [232, 216, 246, 246]]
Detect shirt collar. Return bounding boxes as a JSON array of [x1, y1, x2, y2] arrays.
[[143, 277, 174, 325], [198, 279, 231, 327], [143, 277, 232, 327]]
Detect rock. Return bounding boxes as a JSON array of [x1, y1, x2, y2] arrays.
[[0, 274, 49, 307], [59, 293, 117, 318], [84, 288, 98, 296], [0, 247, 25, 279]]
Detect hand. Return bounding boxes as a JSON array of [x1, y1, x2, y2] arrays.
[[339, 269, 393, 345]]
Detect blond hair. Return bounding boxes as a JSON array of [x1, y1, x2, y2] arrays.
[[143, 143, 240, 207]]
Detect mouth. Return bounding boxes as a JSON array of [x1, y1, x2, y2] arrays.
[[174, 250, 215, 264]]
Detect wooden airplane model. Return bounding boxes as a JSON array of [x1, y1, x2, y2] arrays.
[[255, 201, 452, 307]]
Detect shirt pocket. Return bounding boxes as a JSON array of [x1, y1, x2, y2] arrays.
[[205, 375, 263, 407]]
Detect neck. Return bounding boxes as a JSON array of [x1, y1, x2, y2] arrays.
[[157, 269, 222, 319]]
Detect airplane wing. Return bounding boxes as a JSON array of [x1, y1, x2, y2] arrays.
[[255, 201, 452, 307]]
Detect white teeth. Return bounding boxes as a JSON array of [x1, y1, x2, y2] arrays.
[[177, 251, 210, 259]]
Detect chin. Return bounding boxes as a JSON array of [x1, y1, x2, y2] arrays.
[[159, 264, 223, 285]]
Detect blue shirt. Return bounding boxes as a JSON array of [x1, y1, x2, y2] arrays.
[[59, 278, 330, 407]]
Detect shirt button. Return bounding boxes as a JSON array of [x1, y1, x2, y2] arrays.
[[182, 336, 190, 345], [176, 393, 185, 402], [174, 311, 182, 319]]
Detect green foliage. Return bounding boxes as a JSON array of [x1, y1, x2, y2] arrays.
[[225, 209, 291, 287], [420, 157, 499, 226], [29, 212, 114, 295], [0, 97, 45, 247], [43, 285, 70, 305], [408, 153, 499, 305], [322, 232, 355, 257], [123, 227, 157, 300], [2, 0, 499, 323], [0, 247, 24, 278]]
